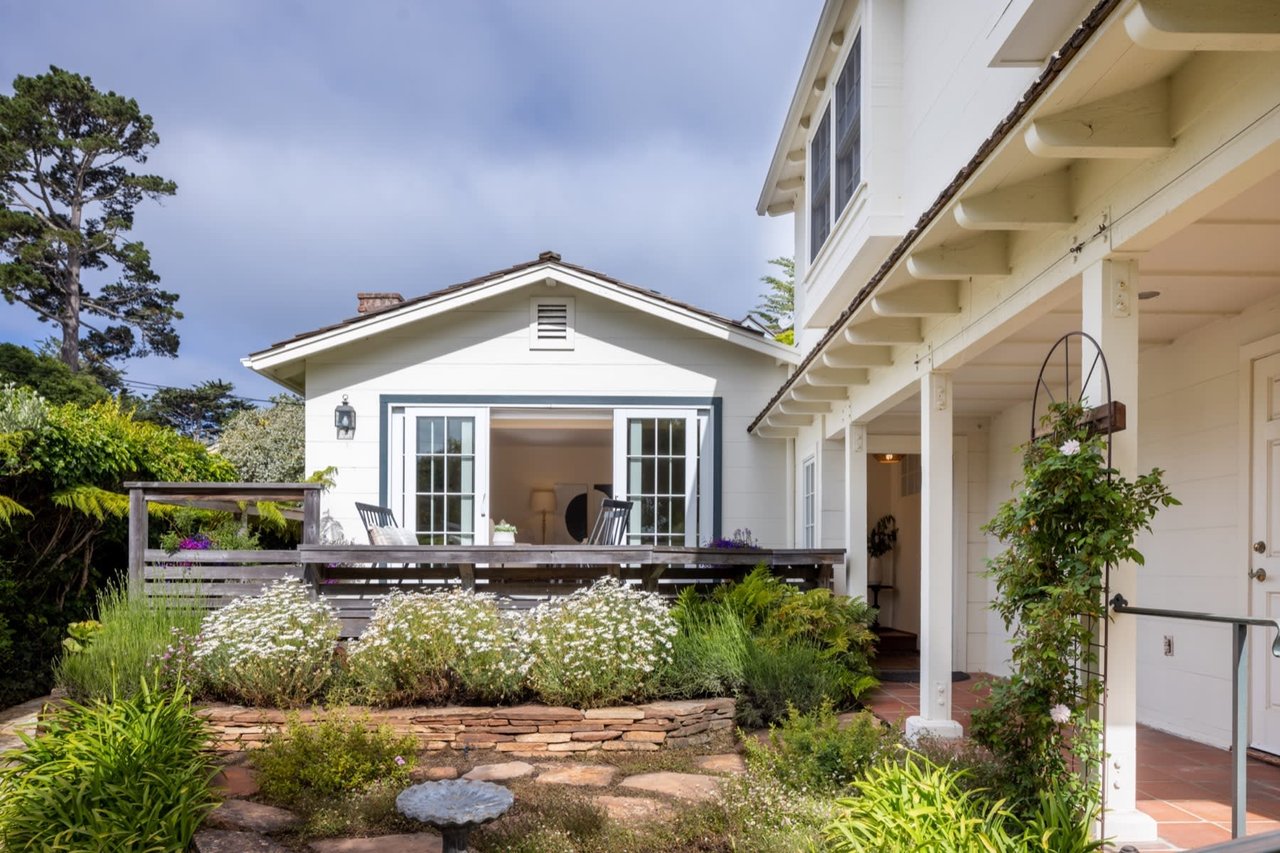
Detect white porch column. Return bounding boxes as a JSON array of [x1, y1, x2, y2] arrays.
[[843, 423, 869, 598], [908, 371, 963, 740], [1082, 258, 1156, 843]]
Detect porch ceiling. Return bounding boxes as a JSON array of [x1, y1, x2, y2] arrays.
[[881, 168, 1280, 422]]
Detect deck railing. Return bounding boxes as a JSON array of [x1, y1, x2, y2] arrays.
[[127, 482, 843, 638]]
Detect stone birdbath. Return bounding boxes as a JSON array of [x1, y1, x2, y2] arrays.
[[396, 778, 514, 853]]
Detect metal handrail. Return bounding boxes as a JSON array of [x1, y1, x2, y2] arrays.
[[1110, 594, 1280, 840]]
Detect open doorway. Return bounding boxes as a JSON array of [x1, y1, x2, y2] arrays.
[[867, 453, 922, 656], [490, 410, 612, 544]]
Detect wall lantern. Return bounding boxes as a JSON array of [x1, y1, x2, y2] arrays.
[[334, 395, 356, 439], [873, 452, 902, 464]]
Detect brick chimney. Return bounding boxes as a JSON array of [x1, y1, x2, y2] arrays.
[[357, 292, 404, 314]]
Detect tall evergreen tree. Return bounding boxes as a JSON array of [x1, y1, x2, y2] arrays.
[[752, 256, 794, 345], [0, 67, 180, 371]]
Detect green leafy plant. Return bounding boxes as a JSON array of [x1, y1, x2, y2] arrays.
[[55, 585, 205, 702], [347, 589, 526, 705], [658, 605, 752, 698], [736, 637, 855, 729], [743, 701, 898, 794], [254, 711, 416, 804], [193, 578, 339, 707], [868, 514, 898, 558], [60, 618, 103, 654], [972, 401, 1177, 814], [524, 578, 676, 707], [826, 753, 1018, 852], [494, 519, 518, 533], [0, 683, 217, 852]]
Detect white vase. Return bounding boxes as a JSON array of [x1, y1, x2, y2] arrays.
[[493, 530, 516, 545], [868, 555, 883, 585]]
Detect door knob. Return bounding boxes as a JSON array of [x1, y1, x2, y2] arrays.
[[1255, 541, 1268, 554], [1251, 567, 1268, 582]]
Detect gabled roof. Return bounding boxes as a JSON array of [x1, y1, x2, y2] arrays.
[[244, 251, 800, 392]]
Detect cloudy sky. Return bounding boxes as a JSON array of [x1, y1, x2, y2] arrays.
[[1, 1, 820, 400]]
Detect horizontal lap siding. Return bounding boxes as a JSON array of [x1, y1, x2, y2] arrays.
[[304, 285, 790, 547]]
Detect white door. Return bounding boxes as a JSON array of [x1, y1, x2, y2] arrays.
[[1251, 353, 1280, 752], [390, 407, 490, 545], [612, 409, 707, 546]]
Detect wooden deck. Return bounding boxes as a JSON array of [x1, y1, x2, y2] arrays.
[[125, 483, 844, 638]]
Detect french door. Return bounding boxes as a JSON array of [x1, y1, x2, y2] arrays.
[[612, 409, 711, 546], [389, 407, 490, 545]]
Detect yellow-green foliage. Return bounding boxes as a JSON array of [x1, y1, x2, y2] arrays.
[[0, 387, 235, 706]]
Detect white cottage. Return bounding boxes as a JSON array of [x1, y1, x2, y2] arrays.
[[751, 0, 1280, 842], [244, 252, 797, 550]]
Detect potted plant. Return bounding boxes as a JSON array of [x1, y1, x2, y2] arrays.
[[867, 514, 897, 585], [493, 520, 517, 546]]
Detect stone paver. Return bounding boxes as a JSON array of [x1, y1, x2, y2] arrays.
[[205, 799, 300, 833], [310, 834, 443, 853], [194, 829, 291, 852], [414, 765, 459, 781], [594, 795, 674, 824], [212, 765, 260, 798], [695, 753, 746, 775], [462, 760, 535, 782], [617, 771, 724, 802], [535, 763, 617, 787]]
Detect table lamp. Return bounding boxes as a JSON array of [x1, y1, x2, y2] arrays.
[[529, 489, 556, 544]]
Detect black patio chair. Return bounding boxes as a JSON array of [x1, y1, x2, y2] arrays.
[[587, 499, 633, 546], [355, 502, 399, 544]]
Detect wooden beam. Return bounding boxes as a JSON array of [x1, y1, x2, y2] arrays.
[[828, 343, 893, 366], [954, 170, 1074, 230], [844, 317, 922, 344], [806, 366, 870, 386], [755, 425, 800, 439], [1125, 0, 1280, 51], [777, 176, 804, 192], [764, 414, 814, 427], [786, 148, 805, 164], [766, 200, 794, 216], [872, 281, 962, 317], [779, 397, 831, 415], [1026, 81, 1172, 159], [792, 384, 848, 402], [906, 234, 1009, 279]]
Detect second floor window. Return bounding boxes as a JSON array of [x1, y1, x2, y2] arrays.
[[809, 31, 862, 262]]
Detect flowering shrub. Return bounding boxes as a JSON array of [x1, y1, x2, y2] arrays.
[[706, 528, 760, 549], [347, 590, 525, 705], [523, 578, 676, 707], [193, 579, 339, 707]]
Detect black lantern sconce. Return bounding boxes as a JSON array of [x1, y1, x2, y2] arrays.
[[334, 395, 356, 439]]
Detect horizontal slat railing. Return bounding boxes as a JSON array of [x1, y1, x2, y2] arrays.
[[142, 544, 843, 637]]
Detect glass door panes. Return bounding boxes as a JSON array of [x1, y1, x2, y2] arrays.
[[614, 410, 702, 546], [415, 416, 477, 544], [390, 407, 489, 545]]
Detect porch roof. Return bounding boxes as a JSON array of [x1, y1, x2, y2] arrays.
[[750, 0, 1280, 436]]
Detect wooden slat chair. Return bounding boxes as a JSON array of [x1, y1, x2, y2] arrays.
[[355, 502, 398, 543], [587, 499, 633, 546]]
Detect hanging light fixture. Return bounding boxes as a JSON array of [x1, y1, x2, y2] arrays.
[[873, 452, 902, 464], [334, 395, 356, 439]]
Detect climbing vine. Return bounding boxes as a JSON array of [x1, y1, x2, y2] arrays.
[[971, 401, 1178, 814]]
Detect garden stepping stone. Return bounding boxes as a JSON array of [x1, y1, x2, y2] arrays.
[[535, 763, 616, 787], [618, 771, 724, 802], [414, 765, 460, 781], [212, 765, 260, 798], [194, 829, 292, 852], [462, 760, 535, 781], [309, 834, 442, 852], [594, 795, 674, 824], [695, 753, 747, 775], [205, 799, 301, 833]]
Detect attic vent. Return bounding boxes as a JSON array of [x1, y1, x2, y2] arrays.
[[530, 297, 575, 350]]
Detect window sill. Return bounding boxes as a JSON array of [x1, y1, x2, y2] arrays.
[[806, 181, 869, 290]]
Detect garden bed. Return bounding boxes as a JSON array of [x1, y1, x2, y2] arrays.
[[197, 698, 735, 755]]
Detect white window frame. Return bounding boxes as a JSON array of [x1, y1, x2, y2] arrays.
[[808, 27, 863, 262], [801, 455, 816, 548], [389, 406, 491, 544], [612, 408, 709, 547]]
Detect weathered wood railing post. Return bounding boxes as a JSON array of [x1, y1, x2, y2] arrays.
[[301, 485, 321, 591], [127, 485, 147, 598]]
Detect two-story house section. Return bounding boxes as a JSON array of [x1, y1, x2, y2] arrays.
[[752, 0, 1280, 843]]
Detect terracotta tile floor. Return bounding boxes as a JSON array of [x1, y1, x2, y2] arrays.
[[865, 674, 1280, 851]]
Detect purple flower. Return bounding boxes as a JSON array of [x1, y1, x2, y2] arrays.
[[394, 755, 406, 766], [179, 533, 212, 550]]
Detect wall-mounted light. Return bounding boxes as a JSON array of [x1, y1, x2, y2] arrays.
[[334, 395, 356, 439], [873, 453, 903, 464]]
